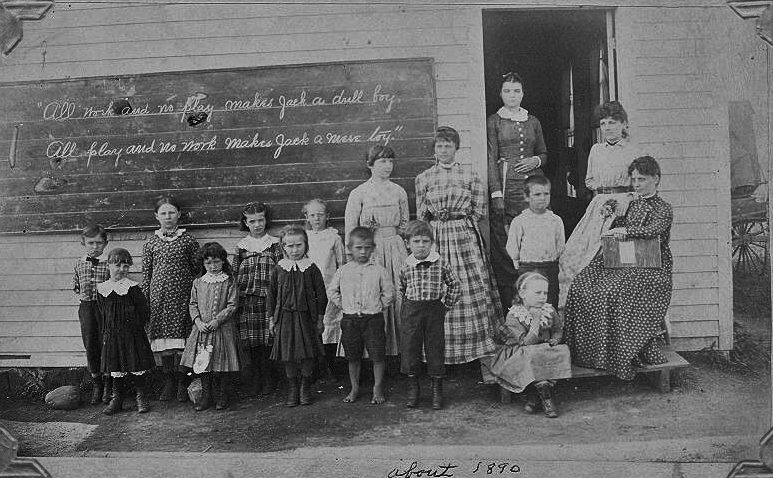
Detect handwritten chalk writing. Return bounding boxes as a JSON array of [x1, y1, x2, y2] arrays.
[[180, 93, 214, 123], [373, 84, 398, 114], [387, 462, 457, 478], [332, 89, 364, 105], [224, 132, 273, 150], [368, 125, 404, 145], [125, 140, 157, 155], [312, 96, 326, 106], [83, 102, 114, 118], [158, 103, 174, 114], [42, 100, 77, 121], [224, 93, 274, 111], [326, 132, 362, 144], [471, 462, 520, 474], [86, 141, 124, 168], [46, 140, 78, 160], [181, 136, 217, 152], [273, 132, 309, 159], [158, 141, 176, 153], [124, 103, 150, 116], [277, 91, 307, 120]]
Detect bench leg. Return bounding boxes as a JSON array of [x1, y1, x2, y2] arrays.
[[645, 369, 671, 393], [500, 386, 513, 404]]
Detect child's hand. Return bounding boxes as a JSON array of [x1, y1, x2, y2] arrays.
[[548, 338, 560, 347]]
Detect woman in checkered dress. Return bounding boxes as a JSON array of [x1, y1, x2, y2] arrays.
[[415, 127, 504, 364]]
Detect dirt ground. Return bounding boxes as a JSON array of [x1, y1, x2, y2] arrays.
[[1, 272, 770, 461]]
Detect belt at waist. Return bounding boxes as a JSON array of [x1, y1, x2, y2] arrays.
[[596, 186, 632, 194], [429, 211, 468, 222], [342, 312, 383, 319], [373, 226, 398, 238]]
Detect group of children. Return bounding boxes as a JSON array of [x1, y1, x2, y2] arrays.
[[73, 195, 470, 415]]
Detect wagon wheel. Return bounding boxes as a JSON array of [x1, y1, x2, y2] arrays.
[[732, 217, 769, 276]]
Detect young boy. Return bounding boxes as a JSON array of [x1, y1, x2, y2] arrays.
[[398, 220, 460, 410], [73, 224, 110, 405], [506, 175, 565, 308], [327, 227, 394, 404]]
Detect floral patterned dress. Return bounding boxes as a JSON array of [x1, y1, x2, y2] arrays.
[[415, 162, 503, 364], [564, 194, 673, 380], [141, 229, 199, 353], [344, 179, 409, 356]]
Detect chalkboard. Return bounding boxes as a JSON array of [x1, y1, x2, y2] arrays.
[[0, 58, 437, 233]]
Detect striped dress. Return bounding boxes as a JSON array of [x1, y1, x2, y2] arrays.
[[415, 163, 503, 364], [344, 179, 409, 356]]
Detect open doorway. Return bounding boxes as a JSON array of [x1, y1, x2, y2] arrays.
[[482, 8, 611, 235]]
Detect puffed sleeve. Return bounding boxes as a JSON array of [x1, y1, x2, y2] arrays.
[[415, 171, 430, 222], [130, 285, 150, 326], [140, 238, 153, 300], [468, 171, 488, 222], [486, 114, 503, 198], [214, 278, 238, 326], [585, 143, 600, 190], [344, 186, 363, 246], [625, 200, 673, 239], [397, 185, 409, 235], [189, 279, 201, 323], [532, 117, 547, 166]]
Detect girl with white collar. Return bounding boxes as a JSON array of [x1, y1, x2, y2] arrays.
[[268, 224, 328, 407], [141, 197, 200, 403], [232, 202, 284, 396], [99, 248, 154, 415]]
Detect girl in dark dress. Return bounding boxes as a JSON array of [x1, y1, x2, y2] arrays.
[[268, 225, 327, 407], [564, 156, 672, 380], [99, 248, 155, 415]]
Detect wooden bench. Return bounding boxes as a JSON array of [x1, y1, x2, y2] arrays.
[[499, 345, 690, 404]]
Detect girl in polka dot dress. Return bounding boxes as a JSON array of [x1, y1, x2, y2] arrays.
[[141, 197, 200, 402]]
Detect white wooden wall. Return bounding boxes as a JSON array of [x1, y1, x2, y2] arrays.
[[0, 1, 749, 366]]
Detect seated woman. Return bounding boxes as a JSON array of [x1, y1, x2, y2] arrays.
[[480, 272, 571, 418], [563, 156, 672, 381], [558, 101, 641, 307]]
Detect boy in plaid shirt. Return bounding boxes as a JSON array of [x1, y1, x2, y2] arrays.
[[398, 220, 460, 410], [73, 224, 110, 405]]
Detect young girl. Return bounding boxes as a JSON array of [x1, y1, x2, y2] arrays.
[[232, 203, 284, 395], [268, 224, 327, 407], [303, 199, 345, 377], [180, 242, 240, 411], [141, 197, 199, 402], [479, 272, 571, 418], [98, 248, 155, 415]]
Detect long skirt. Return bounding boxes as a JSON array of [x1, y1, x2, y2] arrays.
[[489, 177, 529, 309], [371, 230, 407, 356], [563, 253, 672, 380], [480, 343, 572, 393], [430, 217, 502, 364]]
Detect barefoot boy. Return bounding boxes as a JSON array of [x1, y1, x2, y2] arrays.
[[327, 227, 394, 404], [399, 220, 460, 410]]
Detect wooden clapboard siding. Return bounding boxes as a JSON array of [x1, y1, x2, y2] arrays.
[[0, 2, 743, 366], [615, 5, 733, 352]]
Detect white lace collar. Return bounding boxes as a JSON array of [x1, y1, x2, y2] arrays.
[[497, 106, 529, 122], [237, 234, 279, 253], [201, 272, 229, 283], [82, 253, 107, 262], [97, 278, 138, 297], [278, 257, 313, 272], [405, 250, 440, 267], [154, 228, 186, 242]]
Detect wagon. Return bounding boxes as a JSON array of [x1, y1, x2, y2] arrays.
[[731, 184, 768, 276]]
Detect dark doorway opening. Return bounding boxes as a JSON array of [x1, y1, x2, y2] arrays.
[[482, 9, 610, 235]]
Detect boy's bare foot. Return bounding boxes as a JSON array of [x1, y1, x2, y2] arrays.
[[343, 388, 359, 403], [371, 385, 386, 404]]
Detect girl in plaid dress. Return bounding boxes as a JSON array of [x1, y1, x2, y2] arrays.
[[415, 127, 504, 364], [232, 203, 284, 395]]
